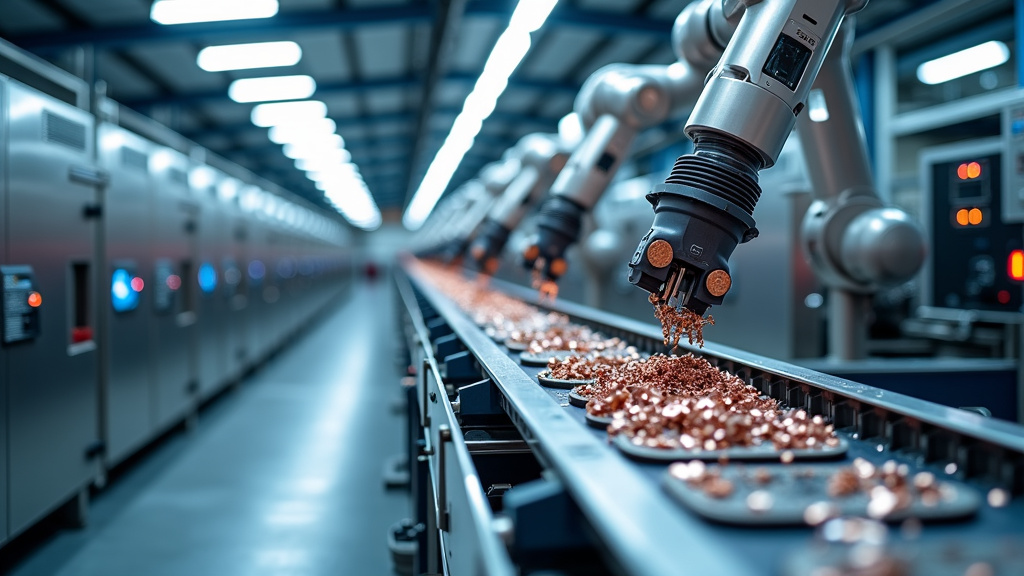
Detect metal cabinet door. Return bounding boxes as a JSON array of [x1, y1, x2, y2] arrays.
[[195, 172, 228, 399], [0, 76, 8, 546], [149, 148, 197, 430], [224, 196, 249, 379], [98, 124, 156, 466], [5, 81, 99, 536]]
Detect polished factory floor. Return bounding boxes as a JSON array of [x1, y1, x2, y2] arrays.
[[8, 279, 408, 576]]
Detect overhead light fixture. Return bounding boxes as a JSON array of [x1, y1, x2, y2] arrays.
[[295, 149, 352, 172], [197, 41, 301, 72], [268, 119, 338, 145], [151, 0, 278, 25], [229, 75, 315, 103], [318, 172, 381, 230], [282, 136, 344, 159], [916, 40, 1010, 85], [251, 100, 326, 127], [402, 0, 558, 230]]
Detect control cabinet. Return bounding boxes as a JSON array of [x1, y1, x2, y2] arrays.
[[921, 138, 1024, 312], [5, 79, 101, 535], [150, 146, 198, 431], [97, 123, 156, 466]]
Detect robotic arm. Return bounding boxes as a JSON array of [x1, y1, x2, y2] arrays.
[[437, 158, 520, 264], [627, 0, 872, 315], [521, 0, 738, 288], [469, 133, 569, 275]]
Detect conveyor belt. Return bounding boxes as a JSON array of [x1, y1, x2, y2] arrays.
[[397, 261, 1024, 576]]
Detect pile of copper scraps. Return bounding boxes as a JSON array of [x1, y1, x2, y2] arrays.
[[827, 458, 958, 519], [650, 293, 715, 349], [575, 354, 838, 452], [544, 351, 642, 381], [415, 261, 631, 355]]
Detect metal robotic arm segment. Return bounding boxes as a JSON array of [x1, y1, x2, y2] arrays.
[[469, 133, 568, 274], [440, 159, 520, 263], [522, 0, 745, 286], [628, 0, 866, 315], [798, 21, 924, 293], [523, 61, 715, 284]]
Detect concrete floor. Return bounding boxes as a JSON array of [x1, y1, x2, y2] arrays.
[[8, 280, 409, 576]]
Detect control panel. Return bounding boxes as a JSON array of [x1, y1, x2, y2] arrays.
[[2, 265, 41, 344], [926, 146, 1023, 311]]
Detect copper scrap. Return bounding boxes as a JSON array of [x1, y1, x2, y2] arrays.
[[650, 293, 714, 349], [826, 458, 956, 518]]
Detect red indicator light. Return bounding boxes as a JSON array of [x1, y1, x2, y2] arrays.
[[1009, 250, 1024, 281], [131, 277, 145, 292], [957, 163, 968, 180], [166, 274, 182, 290], [998, 290, 1011, 305], [967, 161, 981, 179], [27, 291, 42, 308]]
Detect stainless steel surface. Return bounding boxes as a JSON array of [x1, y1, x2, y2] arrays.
[[0, 76, 7, 546], [6, 79, 100, 536], [97, 122, 156, 466], [150, 145, 198, 431], [686, 0, 850, 166], [195, 168, 231, 399]]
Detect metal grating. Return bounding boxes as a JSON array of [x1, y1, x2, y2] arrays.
[[120, 146, 148, 172], [43, 110, 86, 151]]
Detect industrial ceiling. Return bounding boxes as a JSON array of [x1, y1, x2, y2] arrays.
[[0, 0, 982, 222]]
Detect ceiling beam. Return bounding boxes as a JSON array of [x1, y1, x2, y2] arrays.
[[120, 72, 578, 108], [405, 0, 468, 208], [8, 3, 672, 53]]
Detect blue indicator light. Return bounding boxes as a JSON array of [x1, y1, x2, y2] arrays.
[[111, 268, 140, 312], [198, 262, 218, 294], [248, 260, 266, 282]]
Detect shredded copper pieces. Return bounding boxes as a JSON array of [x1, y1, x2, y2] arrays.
[[650, 293, 714, 349], [826, 458, 956, 518], [668, 461, 734, 499], [578, 354, 838, 452], [545, 352, 639, 381]]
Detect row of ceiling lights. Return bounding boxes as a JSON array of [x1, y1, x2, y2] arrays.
[[149, 0, 381, 230]]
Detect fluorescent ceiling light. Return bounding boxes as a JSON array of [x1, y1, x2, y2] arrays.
[[916, 40, 1010, 85], [268, 119, 338, 145], [151, 0, 278, 25], [402, 0, 557, 230], [282, 136, 344, 159], [295, 149, 352, 172], [319, 174, 381, 230], [197, 41, 301, 72], [251, 100, 326, 127], [229, 75, 316, 103]]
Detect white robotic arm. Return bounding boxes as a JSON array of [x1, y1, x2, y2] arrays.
[[627, 0, 873, 315], [468, 133, 569, 275], [521, 0, 739, 287]]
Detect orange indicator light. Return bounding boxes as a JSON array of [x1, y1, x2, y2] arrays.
[[967, 161, 981, 179], [957, 163, 968, 180], [1009, 250, 1024, 281], [955, 209, 970, 226], [968, 208, 983, 225], [27, 292, 42, 308]]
